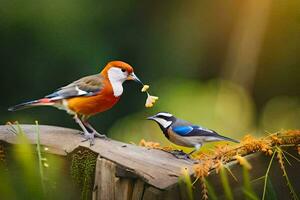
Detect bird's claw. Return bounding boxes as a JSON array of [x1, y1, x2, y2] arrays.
[[81, 133, 95, 146], [80, 131, 109, 146], [169, 150, 193, 160], [94, 132, 109, 140]]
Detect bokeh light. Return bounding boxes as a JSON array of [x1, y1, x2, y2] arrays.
[[1, 0, 299, 144]]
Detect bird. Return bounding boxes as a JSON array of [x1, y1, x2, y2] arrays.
[[147, 112, 239, 156], [8, 60, 143, 145]]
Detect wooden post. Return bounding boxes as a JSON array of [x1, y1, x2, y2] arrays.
[[0, 125, 194, 200], [0, 125, 299, 199]]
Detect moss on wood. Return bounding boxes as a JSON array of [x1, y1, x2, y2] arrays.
[[70, 147, 98, 200]]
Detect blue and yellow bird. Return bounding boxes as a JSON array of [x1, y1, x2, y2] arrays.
[[147, 112, 239, 155]]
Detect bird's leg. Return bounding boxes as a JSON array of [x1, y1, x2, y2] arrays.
[[73, 115, 95, 146], [188, 143, 202, 155], [188, 149, 196, 155], [169, 150, 192, 160], [80, 117, 107, 139]]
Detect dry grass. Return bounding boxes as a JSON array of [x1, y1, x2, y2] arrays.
[[139, 130, 300, 199]]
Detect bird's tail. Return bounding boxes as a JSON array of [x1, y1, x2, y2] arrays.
[[8, 98, 54, 111], [216, 135, 239, 143]]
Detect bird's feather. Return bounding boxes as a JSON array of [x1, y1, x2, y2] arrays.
[[172, 125, 217, 137], [172, 126, 194, 135], [46, 74, 104, 100], [171, 125, 239, 143]]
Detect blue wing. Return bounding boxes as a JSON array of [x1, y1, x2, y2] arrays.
[[172, 125, 217, 137], [172, 126, 194, 136]]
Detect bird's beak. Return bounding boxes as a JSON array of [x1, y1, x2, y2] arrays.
[[146, 116, 155, 120], [127, 72, 143, 85]]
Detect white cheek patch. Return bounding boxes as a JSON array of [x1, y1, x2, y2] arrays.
[[108, 67, 127, 97], [107, 67, 127, 82], [154, 118, 172, 128]]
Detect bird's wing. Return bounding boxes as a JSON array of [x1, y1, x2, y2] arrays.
[[172, 125, 238, 142], [45, 74, 104, 100], [172, 126, 194, 136], [172, 125, 217, 137]]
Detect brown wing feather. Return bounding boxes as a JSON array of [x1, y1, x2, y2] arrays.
[[46, 74, 104, 100]]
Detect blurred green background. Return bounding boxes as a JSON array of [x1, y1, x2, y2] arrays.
[[1, 0, 300, 148]]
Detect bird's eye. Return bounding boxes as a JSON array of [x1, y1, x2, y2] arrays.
[[121, 69, 126, 72]]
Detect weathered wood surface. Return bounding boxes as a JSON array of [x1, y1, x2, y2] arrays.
[[0, 124, 194, 190], [1, 125, 299, 200]]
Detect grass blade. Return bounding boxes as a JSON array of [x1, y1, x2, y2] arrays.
[[265, 178, 277, 200], [35, 121, 46, 194], [262, 150, 276, 200], [179, 168, 193, 200], [220, 165, 233, 200], [204, 179, 218, 200], [242, 166, 258, 200]]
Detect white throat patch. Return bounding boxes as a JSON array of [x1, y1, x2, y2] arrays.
[[154, 118, 172, 128], [107, 67, 127, 97]]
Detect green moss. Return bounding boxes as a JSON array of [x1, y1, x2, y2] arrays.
[[70, 147, 98, 200]]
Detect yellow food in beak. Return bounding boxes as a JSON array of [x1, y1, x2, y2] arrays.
[[145, 94, 159, 108], [141, 85, 150, 92]]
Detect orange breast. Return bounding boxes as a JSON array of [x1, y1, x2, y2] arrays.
[[66, 79, 120, 116]]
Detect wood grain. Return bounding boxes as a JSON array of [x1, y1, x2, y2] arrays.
[[0, 124, 194, 190]]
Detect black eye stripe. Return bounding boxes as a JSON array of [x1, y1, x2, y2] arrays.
[[157, 115, 171, 120]]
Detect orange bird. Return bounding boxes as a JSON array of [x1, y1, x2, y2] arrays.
[[8, 61, 143, 145]]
